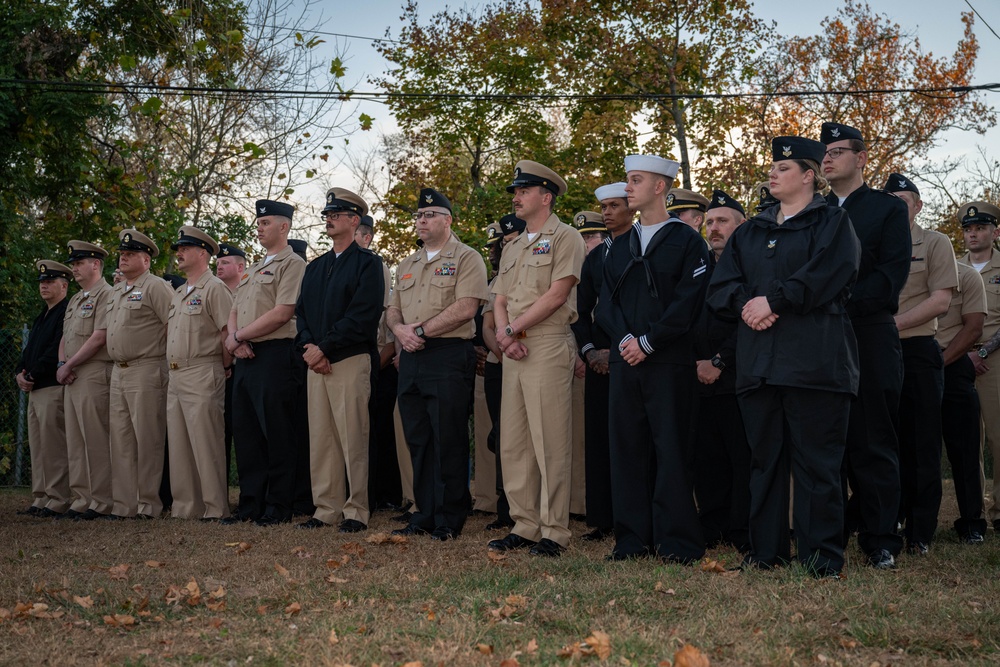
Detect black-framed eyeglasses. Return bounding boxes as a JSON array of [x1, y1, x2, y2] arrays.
[[824, 148, 860, 160], [413, 210, 448, 221], [320, 211, 352, 221]]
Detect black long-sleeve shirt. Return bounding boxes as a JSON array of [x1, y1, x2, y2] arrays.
[[572, 237, 612, 356], [707, 195, 861, 395], [826, 184, 910, 322], [17, 298, 69, 390], [596, 220, 709, 366], [693, 254, 738, 396], [295, 242, 384, 363]]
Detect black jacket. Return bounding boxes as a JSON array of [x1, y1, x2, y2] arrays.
[[17, 298, 69, 390], [572, 237, 613, 356], [693, 254, 737, 396], [295, 242, 384, 363], [596, 220, 709, 365], [826, 184, 910, 322], [707, 195, 861, 395]]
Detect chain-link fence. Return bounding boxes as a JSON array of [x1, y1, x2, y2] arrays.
[[0, 326, 30, 487]]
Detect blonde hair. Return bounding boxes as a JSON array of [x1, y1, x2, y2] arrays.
[[796, 159, 829, 192]]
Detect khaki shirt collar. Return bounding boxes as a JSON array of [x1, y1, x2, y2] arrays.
[[258, 244, 294, 269], [188, 269, 213, 291], [509, 213, 560, 250], [910, 224, 926, 245], [121, 269, 154, 294], [418, 232, 460, 263]]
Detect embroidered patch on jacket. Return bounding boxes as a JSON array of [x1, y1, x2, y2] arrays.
[[532, 239, 551, 255]]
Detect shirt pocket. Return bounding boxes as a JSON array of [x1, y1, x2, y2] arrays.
[[429, 275, 457, 310], [254, 272, 276, 286], [397, 276, 417, 310], [985, 280, 1000, 312], [525, 252, 554, 291]]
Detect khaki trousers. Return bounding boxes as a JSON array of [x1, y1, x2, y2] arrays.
[[27, 385, 69, 512], [394, 403, 416, 510], [472, 373, 498, 512], [167, 360, 229, 519], [307, 354, 371, 525], [65, 361, 112, 513], [570, 373, 587, 516], [976, 362, 1000, 522], [110, 359, 167, 517], [500, 332, 576, 546]]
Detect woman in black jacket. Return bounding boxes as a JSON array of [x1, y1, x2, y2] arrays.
[[707, 136, 861, 577]]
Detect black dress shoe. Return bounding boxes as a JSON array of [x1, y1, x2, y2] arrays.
[[219, 514, 253, 525], [39, 507, 65, 518], [297, 518, 328, 529], [961, 531, 985, 545], [57, 509, 85, 521], [16, 506, 43, 516], [391, 510, 414, 523], [866, 548, 896, 570], [469, 509, 493, 517], [905, 541, 929, 556], [392, 523, 428, 537], [431, 526, 458, 541], [254, 514, 289, 527], [79, 509, 107, 521], [134, 513, 156, 520], [339, 519, 367, 533], [101, 513, 128, 521], [528, 538, 565, 557], [569, 513, 587, 522], [581, 527, 613, 542], [485, 518, 515, 531], [488, 532, 537, 552]]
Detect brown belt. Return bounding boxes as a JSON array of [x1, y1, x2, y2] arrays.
[[519, 324, 570, 338], [168, 357, 223, 370]]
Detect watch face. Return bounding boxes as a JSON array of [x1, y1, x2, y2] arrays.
[[980, 348, 989, 358]]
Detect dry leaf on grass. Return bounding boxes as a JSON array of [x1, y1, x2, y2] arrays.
[[491, 594, 529, 620], [73, 595, 94, 609], [673, 643, 710, 667], [526, 638, 539, 654], [699, 560, 726, 574], [327, 555, 351, 569], [500, 660, 520, 667], [274, 563, 296, 583], [340, 542, 366, 555], [328, 628, 339, 645], [487, 551, 507, 563], [144, 560, 165, 568], [108, 564, 130, 580], [291, 546, 312, 559], [654, 581, 676, 595], [557, 630, 611, 660], [224, 541, 252, 554], [103, 614, 136, 627], [401, 662, 423, 667], [326, 574, 348, 584], [285, 602, 301, 617], [476, 644, 493, 655]]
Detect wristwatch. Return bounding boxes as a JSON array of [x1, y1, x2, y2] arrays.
[[504, 324, 515, 337], [979, 347, 989, 359], [711, 355, 726, 370], [414, 325, 426, 339]]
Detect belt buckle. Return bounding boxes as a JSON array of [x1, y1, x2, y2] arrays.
[[169, 362, 179, 370], [518, 331, 527, 339], [118, 362, 129, 368]]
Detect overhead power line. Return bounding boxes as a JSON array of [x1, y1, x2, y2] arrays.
[[259, 23, 400, 45], [0, 78, 997, 102], [964, 1, 1000, 42]]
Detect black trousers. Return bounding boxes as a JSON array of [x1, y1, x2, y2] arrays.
[[224, 372, 234, 487], [898, 336, 945, 544], [584, 365, 613, 530], [608, 361, 703, 562], [693, 391, 751, 552], [844, 321, 904, 555], [483, 360, 510, 523], [370, 363, 403, 507], [231, 339, 304, 520], [397, 339, 475, 533], [291, 361, 314, 516], [942, 354, 987, 536], [740, 385, 850, 575]]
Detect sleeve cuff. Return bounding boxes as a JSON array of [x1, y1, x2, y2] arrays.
[[638, 335, 655, 355], [618, 333, 634, 352], [580, 343, 595, 356]]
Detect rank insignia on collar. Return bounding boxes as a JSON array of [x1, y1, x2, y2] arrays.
[[532, 239, 552, 255], [767, 239, 777, 249], [782, 146, 792, 157], [831, 127, 841, 138]]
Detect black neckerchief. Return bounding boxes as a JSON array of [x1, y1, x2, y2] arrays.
[[610, 219, 678, 302]]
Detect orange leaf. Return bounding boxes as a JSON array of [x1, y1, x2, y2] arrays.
[[476, 643, 493, 655], [73, 595, 94, 609], [500, 660, 520, 667], [208, 617, 224, 629], [327, 555, 351, 569], [699, 559, 725, 573], [326, 574, 349, 584], [583, 630, 611, 659], [341, 542, 366, 555], [109, 564, 130, 580], [144, 560, 165, 568], [673, 643, 710, 667], [328, 628, 339, 645], [285, 602, 301, 617], [526, 638, 539, 654]]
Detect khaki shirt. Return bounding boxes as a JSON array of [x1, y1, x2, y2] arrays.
[[391, 234, 489, 340], [936, 262, 986, 350], [897, 225, 958, 338], [167, 271, 234, 362], [483, 278, 500, 364], [492, 214, 586, 325], [232, 245, 306, 342], [63, 279, 113, 363], [105, 270, 173, 362], [960, 249, 1000, 342]]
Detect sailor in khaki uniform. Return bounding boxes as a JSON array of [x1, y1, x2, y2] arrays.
[[15, 262, 71, 517], [665, 188, 710, 234], [223, 200, 307, 525], [166, 227, 234, 520], [886, 174, 958, 555], [57, 242, 114, 519], [105, 229, 173, 519], [958, 201, 1000, 531], [488, 160, 587, 557], [388, 188, 488, 540]]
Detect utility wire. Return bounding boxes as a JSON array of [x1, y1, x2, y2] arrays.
[[964, 1, 1000, 41], [0, 77, 996, 101], [259, 23, 400, 44]]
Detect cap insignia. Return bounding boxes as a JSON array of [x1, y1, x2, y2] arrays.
[[178, 230, 184, 239], [123, 233, 132, 243], [424, 194, 433, 203], [258, 205, 267, 214], [68, 245, 74, 253], [40, 264, 47, 272], [221, 248, 230, 255], [968, 206, 978, 218], [514, 167, 521, 178], [782, 146, 792, 157], [717, 196, 726, 205], [575, 213, 585, 225], [488, 227, 497, 238], [898, 178, 907, 188], [831, 127, 841, 138], [666, 194, 675, 206]]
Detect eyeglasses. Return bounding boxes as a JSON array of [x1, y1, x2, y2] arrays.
[[413, 210, 448, 221], [320, 212, 353, 221], [824, 148, 860, 160]]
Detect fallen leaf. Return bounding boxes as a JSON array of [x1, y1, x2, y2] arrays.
[[673, 643, 710, 667], [103, 614, 136, 627], [366, 533, 391, 544], [109, 564, 130, 580], [207, 617, 223, 629], [390, 534, 409, 544], [700, 559, 725, 573], [654, 581, 676, 595], [257, 605, 268, 615], [291, 546, 312, 559], [328, 628, 339, 645], [275, 563, 292, 582], [73, 595, 94, 609], [341, 542, 366, 555], [500, 660, 521, 667], [584, 630, 612, 659], [185, 578, 202, 606], [326, 574, 348, 584], [476, 643, 493, 655], [144, 560, 165, 568], [285, 602, 301, 617], [206, 598, 227, 612], [487, 551, 508, 563], [840, 638, 858, 650], [236, 542, 251, 554], [401, 662, 423, 667], [327, 555, 351, 569], [526, 638, 539, 654]]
